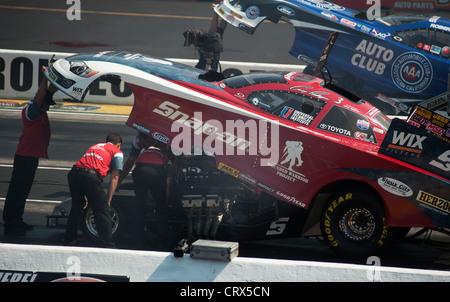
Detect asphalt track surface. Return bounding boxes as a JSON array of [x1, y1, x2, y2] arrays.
[[0, 0, 300, 65]]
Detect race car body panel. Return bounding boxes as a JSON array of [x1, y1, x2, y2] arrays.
[[45, 51, 448, 232], [214, 0, 450, 114]]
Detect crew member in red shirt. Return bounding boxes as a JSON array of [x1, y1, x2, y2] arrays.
[[117, 132, 153, 185], [131, 137, 172, 248], [3, 67, 57, 236], [64, 133, 123, 248]]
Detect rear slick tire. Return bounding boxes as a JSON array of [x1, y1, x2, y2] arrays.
[[320, 188, 396, 257]]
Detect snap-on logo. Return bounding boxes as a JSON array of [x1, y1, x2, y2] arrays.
[[391, 52, 433, 93]]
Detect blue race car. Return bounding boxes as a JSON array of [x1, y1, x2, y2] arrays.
[[214, 0, 450, 115]]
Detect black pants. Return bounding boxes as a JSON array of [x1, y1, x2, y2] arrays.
[[132, 164, 168, 245], [3, 154, 39, 229], [65, 168, 115, 248]]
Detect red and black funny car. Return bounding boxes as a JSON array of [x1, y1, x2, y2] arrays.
[[45, 51, 449, 256]]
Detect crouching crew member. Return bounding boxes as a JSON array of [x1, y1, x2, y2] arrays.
[[132, 138, 172, 247], [64, 133, 123, 248], [118, 132, 153, 185]]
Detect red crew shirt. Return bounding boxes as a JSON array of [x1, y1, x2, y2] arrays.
[[15, 103, 51, 159], [136, 147, 171, 165], [74, 142, 123, 178]]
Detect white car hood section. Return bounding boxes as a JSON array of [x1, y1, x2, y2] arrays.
[[45, 52, 276, 123]]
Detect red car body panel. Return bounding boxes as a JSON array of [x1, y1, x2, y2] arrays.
[[45, 52, 448, 232], [126, 75, 438, 229]]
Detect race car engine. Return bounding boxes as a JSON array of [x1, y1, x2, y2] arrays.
[[173, 155, 273, 241]]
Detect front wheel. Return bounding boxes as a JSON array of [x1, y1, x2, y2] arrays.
[[320, 188, 396, 257]]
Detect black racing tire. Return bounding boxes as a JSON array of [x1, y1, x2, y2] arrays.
[[80, 200, 124, 242], [320, 188, 396, 257]]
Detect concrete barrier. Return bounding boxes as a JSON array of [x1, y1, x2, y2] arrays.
[[1, 242, 450, 282], [0, 49, 304, 105]]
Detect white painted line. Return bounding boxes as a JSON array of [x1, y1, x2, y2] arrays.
[[0, 164, 71, 171], [0, 197, 62, 204]]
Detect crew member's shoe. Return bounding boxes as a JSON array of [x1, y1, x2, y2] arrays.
[[3, 224, 27, 236]]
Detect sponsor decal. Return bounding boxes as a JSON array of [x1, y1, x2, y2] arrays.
[[218, 162, 240, 177], [318, 106, 377, 143], [319, 123, 351, 136], [357, 119, 370, 130], [354, 131, 376, 143], [277, 5, 295, 16], [245, 6, 260, 19], [251, 97, 272, 110], [234, 92, 245, 99], [429, 150, 450, 174], [276, 191, 306, 207], [430, 45, 441, 55], [351, 39, 395, 75], [300, 0, 345, 10], [280, 106, 314, 126], [321, 11, 339, 21], [256, 182, 276, 193], [48, 69, 58, 82], [386, 130, 426, 154], [429, 16, 441, 23], [238, 23, 254, 34], [54, 104, 101, 111], [290, 85, 331, 101], [370, 29, 391, 40], [71, 86, 83, 96], [367, 107, 381, 118], [391, 52, 433, 93], [152, 132, 170, 144], [360, 25, 371, 33], [0, 101, 23, 107], [418, 77, 450, 124], [377, 177, 413, 197], [340, 18, 357, 28], [266, 217, 290, 235], [380, 118, 450, 180], [281, 106, 294, 118], [430, 22, 450, 33], [270, 140, 309, 184], [0, 270, 128, 282], [239, 173, 256, 184], [417, 190, 450, 215], [132, 122, 151, 134]]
